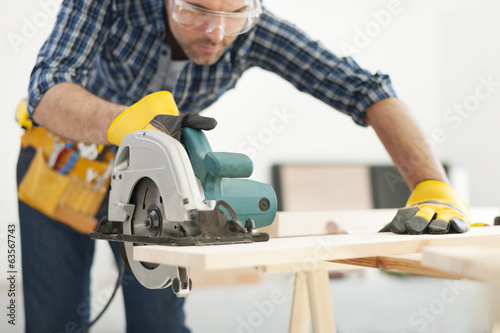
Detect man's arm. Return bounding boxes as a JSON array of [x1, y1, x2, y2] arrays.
[[32, 82, 127, 144], [366, 98, 470, 234], [28, 0, 116, 144], [364, 97, 448, 190]]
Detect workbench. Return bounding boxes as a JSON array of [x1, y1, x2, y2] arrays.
[[134, 214, 500, 333]]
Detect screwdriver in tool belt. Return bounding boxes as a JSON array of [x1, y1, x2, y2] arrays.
[[93, 158, 114, 192], [48, 138, 66, 168]]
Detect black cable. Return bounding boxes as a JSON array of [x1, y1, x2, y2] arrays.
[[81, 259, 125, 333]]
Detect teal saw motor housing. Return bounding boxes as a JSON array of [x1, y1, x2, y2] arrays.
[[182, 127, 277, 229]]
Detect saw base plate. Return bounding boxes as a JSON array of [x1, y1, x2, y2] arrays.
[[91, 220, 270, 246]]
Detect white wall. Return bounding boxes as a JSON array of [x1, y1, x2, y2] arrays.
[[1, 0, 499, 266], [436, 1, 500, 206]]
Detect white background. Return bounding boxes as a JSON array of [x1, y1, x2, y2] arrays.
[[1, 0, 500, 332]]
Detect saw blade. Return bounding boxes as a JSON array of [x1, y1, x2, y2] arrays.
[[123, 177, 177, 289]]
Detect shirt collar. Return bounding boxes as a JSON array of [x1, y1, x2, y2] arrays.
[[156, 0, 167, 35]]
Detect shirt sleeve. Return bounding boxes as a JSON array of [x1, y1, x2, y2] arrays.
[[27, 0, 112, 115], [248, 9, 397, 127]]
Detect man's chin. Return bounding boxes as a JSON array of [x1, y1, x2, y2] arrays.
[[186, 49, 225, 66], [191, 55, 222, 66]]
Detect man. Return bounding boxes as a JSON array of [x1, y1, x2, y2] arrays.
[[19, 0, 470, 331]]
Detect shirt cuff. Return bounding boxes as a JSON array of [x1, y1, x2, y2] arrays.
[[351, 71, 397, 127], [28, 68, 87, 116]]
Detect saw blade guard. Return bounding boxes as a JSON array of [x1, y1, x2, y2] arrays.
[[108, 130, 210, 224], [106, 130, 211, 291]]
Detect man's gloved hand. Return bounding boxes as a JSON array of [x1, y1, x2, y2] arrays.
[[108, 91, 217, 145], [381, 180, 470, 234]]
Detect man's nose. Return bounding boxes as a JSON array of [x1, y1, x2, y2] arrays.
[[205, 17, 225, 43], [205, 27, 224, 43]]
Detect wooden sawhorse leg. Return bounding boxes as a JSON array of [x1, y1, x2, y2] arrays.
[[490, 284, 500, 333], [289, 268, 336, 333]]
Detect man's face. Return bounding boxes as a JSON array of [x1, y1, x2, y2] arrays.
[[165, 0, 248, 65]]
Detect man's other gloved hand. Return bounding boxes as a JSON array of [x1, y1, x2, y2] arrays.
[[381, 180, 470, 234], [108, 91, 217, 145]]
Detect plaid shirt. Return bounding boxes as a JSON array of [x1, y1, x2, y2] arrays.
[[28, 0, 396, 126]]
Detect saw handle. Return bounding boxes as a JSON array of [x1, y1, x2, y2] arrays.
[[204, 152, 253, 178]]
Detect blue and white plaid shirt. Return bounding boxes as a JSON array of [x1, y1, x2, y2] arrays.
[[28, 0, 397, 127]]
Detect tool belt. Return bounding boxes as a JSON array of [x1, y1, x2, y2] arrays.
[[18, 112, 115, 234]]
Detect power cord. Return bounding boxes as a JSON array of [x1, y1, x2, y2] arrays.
[[81, 259, 125, 333]]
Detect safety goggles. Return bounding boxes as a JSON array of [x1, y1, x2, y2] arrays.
[[170, 0, 262, 36]]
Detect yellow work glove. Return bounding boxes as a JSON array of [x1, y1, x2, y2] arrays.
[[108, 91, 217, 145], [381, 180, 470, 234]]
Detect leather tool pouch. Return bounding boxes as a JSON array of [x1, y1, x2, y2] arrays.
[[18, 127, 113, 234]]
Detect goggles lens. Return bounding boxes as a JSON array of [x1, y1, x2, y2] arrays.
[[171, 0, 262, 36]]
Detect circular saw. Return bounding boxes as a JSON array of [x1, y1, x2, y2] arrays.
[[91, 127, 277, 297]]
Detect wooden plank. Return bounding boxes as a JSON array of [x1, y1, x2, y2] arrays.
[[133, 226, 500, 271], [333, 254, 463, 279], [258, 261, 354, 274], [259, 207, 500, 238], [259, 209, 396, 237], [421, 245, 500, 285]]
